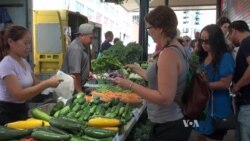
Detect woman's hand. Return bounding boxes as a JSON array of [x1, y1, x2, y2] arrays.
[[115, 77, 133, 89], [47, 76, 63, 88], [124, 64, 141, 73]]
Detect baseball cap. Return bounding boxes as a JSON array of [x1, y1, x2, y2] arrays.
[[75, 23, 94, 35]]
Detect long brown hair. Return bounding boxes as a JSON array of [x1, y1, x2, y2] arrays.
[[0, 24, 28, 61]]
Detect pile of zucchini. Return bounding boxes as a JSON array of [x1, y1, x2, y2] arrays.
[[0, 92, 136, 140]]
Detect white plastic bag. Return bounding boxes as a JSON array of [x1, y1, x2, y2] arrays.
[[54, 70, 74, 100]]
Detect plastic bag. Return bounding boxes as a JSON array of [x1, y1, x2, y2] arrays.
[[54, 70, 74, 100]]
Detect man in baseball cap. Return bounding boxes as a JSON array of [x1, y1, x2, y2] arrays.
[[75, 23, 95, 35], [61, 23, 95, 92]]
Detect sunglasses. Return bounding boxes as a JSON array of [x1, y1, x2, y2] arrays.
[[198, 39, 209, 44]]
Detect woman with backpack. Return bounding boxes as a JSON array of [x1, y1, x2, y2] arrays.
[[195, 24, 235, 141], [114, 6, 192, 141]]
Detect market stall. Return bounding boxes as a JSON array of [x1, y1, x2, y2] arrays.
[[0, 42, 150, 141]]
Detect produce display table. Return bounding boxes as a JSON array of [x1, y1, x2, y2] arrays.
[[33, 99, 146, 141]]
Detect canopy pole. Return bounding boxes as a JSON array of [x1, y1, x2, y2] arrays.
[[139, 0, 149, 62]]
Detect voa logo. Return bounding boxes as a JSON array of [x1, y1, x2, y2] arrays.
[[183, 119, 199, 127]]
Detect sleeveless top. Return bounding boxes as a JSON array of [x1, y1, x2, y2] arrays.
[[146, 47, 189, 123]]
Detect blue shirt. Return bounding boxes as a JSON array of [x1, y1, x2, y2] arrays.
[[195, 52, 235, 135]]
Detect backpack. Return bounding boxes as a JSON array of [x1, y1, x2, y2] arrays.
[[170, 46, 212, 119]]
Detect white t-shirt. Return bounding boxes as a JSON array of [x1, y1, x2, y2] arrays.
[[0, 56, 33, 103]]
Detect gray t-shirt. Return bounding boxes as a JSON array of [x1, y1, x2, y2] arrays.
[[61, 37, 90, 86], [146, 47, 188, 123], [0, 56, 33, 103]]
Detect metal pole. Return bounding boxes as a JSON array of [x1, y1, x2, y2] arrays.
[[139, 0, 149, 61], [216, 0, 222, 19], [165, 0, 169, 5]]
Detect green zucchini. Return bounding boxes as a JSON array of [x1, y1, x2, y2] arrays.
[[0, 126, 32, 140], [70, 136, 85, 141], [84, 127, 116, 138], [48, 126, 69, 135], [59, 116, 79, 123], [81, 135, 113, 141], [49, 117, 81, 131], [31, 130, 70, 141], [31, 108, 52, 121]]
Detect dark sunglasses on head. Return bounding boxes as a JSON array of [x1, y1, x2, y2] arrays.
[[198, 39, 209, 44]]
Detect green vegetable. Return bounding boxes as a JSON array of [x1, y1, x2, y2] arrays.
[[49, 117, 81, 131], [31, 108, 52, 121], [48, 126, 69, 135], [31, 130, 70, 141], [0, 126, 32, 140], [70, 136, 86, 141], [84, 127, 116, 138], [50, 101, 64, 115], [60, 105, 71, 115], [81, 135, 113, 141]]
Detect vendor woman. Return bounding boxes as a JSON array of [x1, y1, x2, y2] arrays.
[[0, 24, 61, 125]]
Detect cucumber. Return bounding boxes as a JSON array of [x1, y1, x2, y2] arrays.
[[90, 105, 97, 114], [75, 110, 83, 118], [76, 92, 85, 99], [31, 108, 52, 121], [49, 117, 81, 131], [0, 126, 32, 140], [81, 135, 113, 141], [84, 127, 116, 138], [77, 97, 85, 105], [54, 110, 60, 117], [50, 101, 64, 115], [72, 103, 81, 112], [67, 112, 76, 118], [60, 105, 71, 115], [31, 130, 70, 141]]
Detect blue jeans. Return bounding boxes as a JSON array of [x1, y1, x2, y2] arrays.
[[238, 105, 250, 141]]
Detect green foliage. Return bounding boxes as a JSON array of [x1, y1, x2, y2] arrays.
[[92, 42, 143, 73], [124, 42, 143, 64], [102, 42, 143, 65], [102, 42, 126, 64], [91, 55, 123, 73], [189, 52, 199, 71]]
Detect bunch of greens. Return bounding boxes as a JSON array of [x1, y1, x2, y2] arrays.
[[102, 42, 143, 65], [91, 55, 123, 73]]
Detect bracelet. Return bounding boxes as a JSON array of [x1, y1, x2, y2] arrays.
[[129, 83, 134, 90]]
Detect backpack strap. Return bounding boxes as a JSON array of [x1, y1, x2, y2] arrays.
[[165, 45, 190, 64]]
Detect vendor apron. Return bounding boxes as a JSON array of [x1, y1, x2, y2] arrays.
[[0, 101, 28, 125]]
